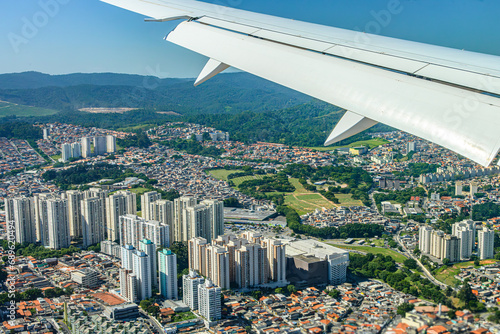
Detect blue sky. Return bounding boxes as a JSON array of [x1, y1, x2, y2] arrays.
[[1, 0, 499, 78]]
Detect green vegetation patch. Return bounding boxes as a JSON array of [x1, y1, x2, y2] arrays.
[[310, 138, 390, 151], [330, 243, 407, 263], [0, 102, 58, 118], [209, 169, 244, 181]]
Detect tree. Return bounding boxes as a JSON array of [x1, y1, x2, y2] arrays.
[[458, 283, 476, 304], [442, 258, 450, 265], [274, 288, 283, 294], [327, 289, 340, 299], [397, 303, 414, 316], [403, 258, 418, 270], [447, 310, 456, 319], [474, 259, 480, 267], [287, 285, 297, 294]]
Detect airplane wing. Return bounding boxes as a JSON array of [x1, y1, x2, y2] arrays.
[[100, 0, 500, 167]]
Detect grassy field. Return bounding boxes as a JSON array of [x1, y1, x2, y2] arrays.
[[116, 124, 155, 132], [0, 101, 58, 118], [231, 174, 270, 187], [51, 154, 61, 161], [208, 169, 244, 181], [329, 243, 408, 263], [435, 260, 499, 287], [210, 170, 361, 215], [335, 193, 363, 206], [309, 138, 390, 151]]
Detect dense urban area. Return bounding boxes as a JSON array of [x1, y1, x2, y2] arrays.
[[0, 116, 500, 334]]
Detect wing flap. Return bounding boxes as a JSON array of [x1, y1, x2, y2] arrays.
[[324, 112, 378, 146], [167, 21, 500, 167]]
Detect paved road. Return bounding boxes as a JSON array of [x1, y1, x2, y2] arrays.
[[395, 230, 453, 291]]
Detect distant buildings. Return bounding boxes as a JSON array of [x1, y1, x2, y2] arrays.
[[43, 128, 50, 140]]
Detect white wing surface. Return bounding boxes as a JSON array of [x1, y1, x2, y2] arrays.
[[101, 0, 500, 167]]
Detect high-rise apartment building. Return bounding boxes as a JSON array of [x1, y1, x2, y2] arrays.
[[430, 230, 445, 259], [452, 221, 474, 260], [418, 225, 433, 254], [205, 244, 230, 289], [442, 235, 460, 263], [81, 197, 106, 248], [46, 198, 70, 250], [263, 238, 287, 284], [150, 200, 174, 241], [106, 135, 116, 153], [174, 196, 198, 242], [139, 239, 157, 289], [61, 143, 72, 162], [198, 279, 222, 322], [66, 190, 84, 238], [132, 250, 152, 301], [81, 137, 92, 158], [182, 270, 204, 310], [71, 142, 81, 159], [5, 197, 36, 244], [478, 227, 494, 260], [235, 243, 267, 288], [93, 136, 107, 156], [158, 249, 178, 300], [119, 214, 169, 249], [106, 193, 127, 242], [141, 191, 161, 221], [175, 197, 224, 242]]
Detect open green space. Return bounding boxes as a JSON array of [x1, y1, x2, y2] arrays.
[[111, 187, 149, 196], [329, 243, 408, 263], [0, 101, 58, 118], [231, 174, 270, 187], [285, 193, 336, 215], [210, 168, 365, 214], [117, 124, 156, 132], [309, 138, 390, 151], [171, 311, 197, 323], [208, 169, 244, 181], [335, 193, 363, 206], [435, 260, 499, 287], [51, 154, 61, 161]]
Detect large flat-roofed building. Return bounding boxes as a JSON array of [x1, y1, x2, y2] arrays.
[[71, 268, 100, 288], [284, 239, 349, 285], [103, 303, 140, 321], [286, 254, 328, 287]]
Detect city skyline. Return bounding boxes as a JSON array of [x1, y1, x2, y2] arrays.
[[1, 0, 499, 77]]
